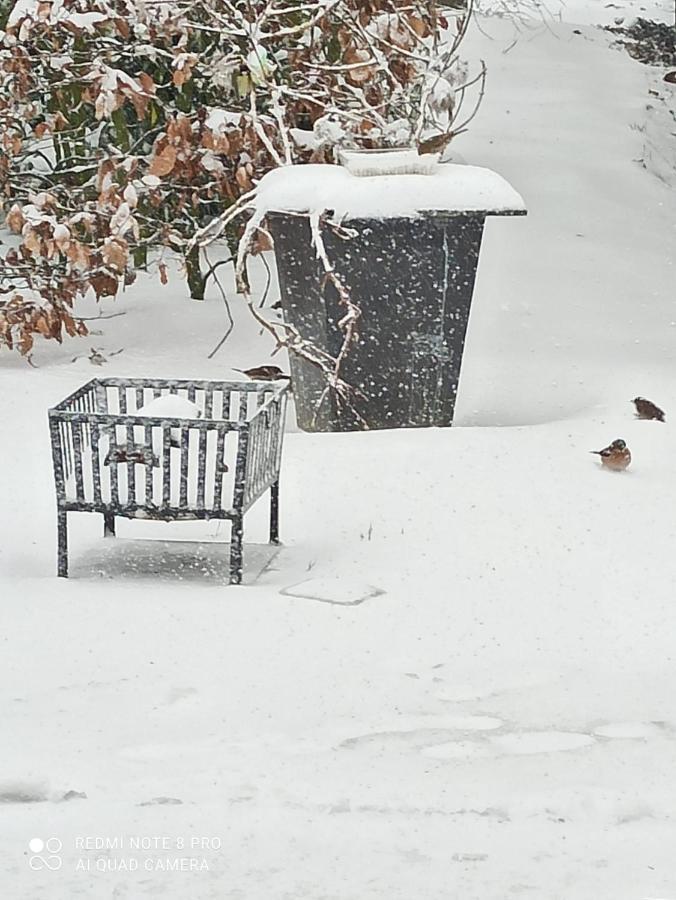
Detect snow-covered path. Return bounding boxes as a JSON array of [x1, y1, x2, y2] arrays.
[[457, 16, 676, 426], [2, 7, 676, 900]]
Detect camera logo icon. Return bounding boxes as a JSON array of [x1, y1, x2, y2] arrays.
[[28, 837, 62, 871]]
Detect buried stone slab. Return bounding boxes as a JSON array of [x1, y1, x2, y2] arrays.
[[280, 577, 384, 606]]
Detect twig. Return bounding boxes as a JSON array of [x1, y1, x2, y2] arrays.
[[77, 311, 127, 320], [204, 249, 235, 359]]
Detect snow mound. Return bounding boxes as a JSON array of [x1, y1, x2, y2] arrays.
[[136, 395, 202, 419]]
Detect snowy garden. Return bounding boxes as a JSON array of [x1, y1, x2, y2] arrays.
[[2, 0, 676, 897]]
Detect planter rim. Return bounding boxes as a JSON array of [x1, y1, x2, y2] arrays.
[[266, 208, 527, 221], [255, 162, 526, 221]]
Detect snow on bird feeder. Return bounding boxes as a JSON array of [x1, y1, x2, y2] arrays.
[[258, 163, 526, 432]]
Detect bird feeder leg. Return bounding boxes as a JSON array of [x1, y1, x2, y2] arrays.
[[269, 480, 280, 545], [229, 516, 244, 585], [103, 513, 116, 537], [57, 508, 68, 578]]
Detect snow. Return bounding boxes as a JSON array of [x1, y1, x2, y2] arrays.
[[254, 161, 526, 219], [338, 147, 441, 177], [204, 107, 243, 132], [7, 0, 107, 32], [3, 2, 676, 899], [135, 395, 202, 420]]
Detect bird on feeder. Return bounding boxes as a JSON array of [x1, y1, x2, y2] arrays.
[[233, 366, 291, 382]]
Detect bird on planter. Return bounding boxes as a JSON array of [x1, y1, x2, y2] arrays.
[[632, 396, 665, 422], [417, 131, 455, 156], [232, 365, 290, 382], [590, 438, 631, 471]]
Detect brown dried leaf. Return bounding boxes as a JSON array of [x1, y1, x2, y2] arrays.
[[62, 312, 77, 337], [66, 240, 91, 269], [406, 13, 430, 38], [148, 145, 177, 177], [19, 330, 33, 355], [22, 227, 41, 255], [173, 68, 188, 88], [344, 48, 376, 85], [35, 313, 51, 336], [138, 72, 156, 94], [97, 158, 116, 192], [167, 116, 193, 144], [114, 17, 130, 38], [129, 91, 148, 120], [101, 237, 128, 273], [214, 134, 231, 155], [6, 204, 24, 233], [251, 231, 273, 255], [90, 272, 119, 299], [235, 165, 252, 191]]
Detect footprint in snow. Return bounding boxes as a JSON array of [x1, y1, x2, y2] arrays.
[[138, 797, 183, 806], [491, 731, 595, 755], [343, 716, 504, 753], [423, 730, 595, 760], [443, 716, 504, 731], [593, 721, 665, 740], [0, 779, 49, 803], [423, 740, 490, 760], [165, 687, 198, 705]]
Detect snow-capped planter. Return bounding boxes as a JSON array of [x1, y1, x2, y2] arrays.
[[48, 378, 289, 585], [261, 164, 526, 432]]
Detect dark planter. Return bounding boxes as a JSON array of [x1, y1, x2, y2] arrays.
[[268, 203, 524, 432]]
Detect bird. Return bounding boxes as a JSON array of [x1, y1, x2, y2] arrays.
[[590, 438, 631, 471], [232, 365, 290, 382], [632, 396, 665, 422], [104, 445, 159, 467], [417, 131, 455, 156]]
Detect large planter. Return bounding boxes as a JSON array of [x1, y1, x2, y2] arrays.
[[261, 163, 525, 432]]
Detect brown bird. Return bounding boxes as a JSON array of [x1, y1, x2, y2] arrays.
[[104, 444, 159, 467], [632, 396, 665, 422], [590, 438, 631, 471], [417, 131, 455, 156], [233, 365, 290, 382]]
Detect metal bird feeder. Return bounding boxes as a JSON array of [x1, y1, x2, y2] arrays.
[[48, 378, 288, 585]]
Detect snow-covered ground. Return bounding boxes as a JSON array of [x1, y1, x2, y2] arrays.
[[2, 2, 676, 898]]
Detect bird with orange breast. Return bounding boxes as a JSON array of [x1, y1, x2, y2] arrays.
[[590, 439, 631, 471]]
